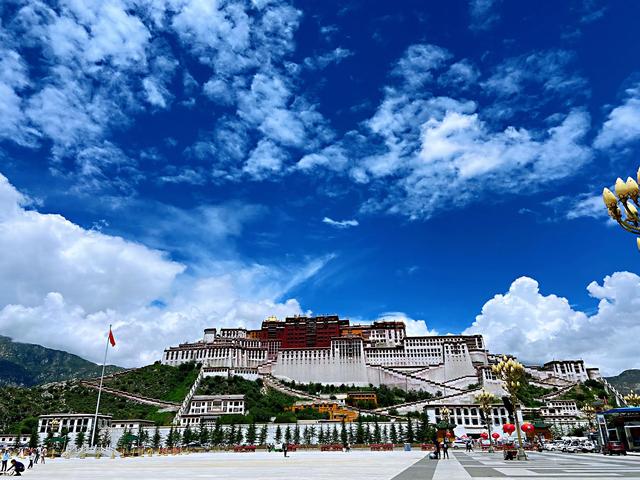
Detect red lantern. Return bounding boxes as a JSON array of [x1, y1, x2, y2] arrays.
[[502, 423, 515, 434], [521, 423, 534, 434], [480, 432, 489, 440], [492, 432, 500, 440], [445, 431, 454, 438]]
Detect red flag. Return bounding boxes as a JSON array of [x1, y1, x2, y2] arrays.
[[108, 328, 116, 347]]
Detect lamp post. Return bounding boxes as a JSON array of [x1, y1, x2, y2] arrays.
[[602, 172, 640, 249], [441, 406, 451, 439], [492, 356, 527, 460], [476, 390, 498, 453], [624, 391, 640, 407]]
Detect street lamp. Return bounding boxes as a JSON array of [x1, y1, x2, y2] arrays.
[[602, 172, 640, 249], [492, 356, 527, 460], [624, 390, 640, 407], [476, 390, 498, 453]]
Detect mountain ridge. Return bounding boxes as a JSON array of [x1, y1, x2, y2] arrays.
[[0, 335, 122, 387]]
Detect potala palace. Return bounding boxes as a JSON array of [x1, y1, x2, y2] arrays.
[[162, 315, 600, 397], [31, 314, 627, 451]]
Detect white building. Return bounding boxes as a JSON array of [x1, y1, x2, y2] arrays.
[[179, 394, 245, 427], [37, 413, 112, 445]]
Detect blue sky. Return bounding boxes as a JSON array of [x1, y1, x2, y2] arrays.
[[1, 0, 640, 373]]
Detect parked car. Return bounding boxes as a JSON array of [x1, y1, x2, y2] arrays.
[[451, 440, 468, 449], [603, 441, 626, 455]]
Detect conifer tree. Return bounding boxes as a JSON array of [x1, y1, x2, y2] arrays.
[[331, 425, 339, 443], [390, 423, 398, 444], [258, 424, 268, 446], [199, 424, 210, 447], [275, 425, 282, 443], [235, 426, 243, 445], [405, 418, 415, 444], [284, 426, 292, 444], [373, 421, 381, 443], [246, 423, 257, 445], [318, 426, 325, 444], [355, 417, 365, 444], [152, 427, 161, 449], [293, 425, 301, 445], [340, 422, 348, 446], [227, 425, 236, 446]]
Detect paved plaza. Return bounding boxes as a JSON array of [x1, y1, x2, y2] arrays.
[[21, 450, 640, 479]]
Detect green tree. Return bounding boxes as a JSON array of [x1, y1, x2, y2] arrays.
[[397, 424, 404, 443], [165, 427, 175, 448], [258, 424, 268, 446], [211, 422, 224, 446], [293, 425, 301, 445], [405, 418, 415, 444], [284, 426, 292, 444], [318, 426, 325, 444], [246, 423, 257, 445], [275, 425, 282, 443], [75, 431, 86, 449], [373, 421, 381, 443], [348, 424, 355, 444], [29, 430, 38, 449], [365, 424, 371, 444], [227, 425, 236, 445], [390, 423, 398, 444], [331, 425, 339, 443], [340, 422, 348, 446], [182, 425, 193, 446], [198, 424, 209, 447], [382, 425, 389, 443], [355, 417, 365, 444], [152, 427, 161, 449], [235, 426, 243, 445]]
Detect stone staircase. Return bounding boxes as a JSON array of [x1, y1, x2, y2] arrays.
[[80, 381, 179, 410], [172, 366, 206, 425], [374, 365, 466, 394]]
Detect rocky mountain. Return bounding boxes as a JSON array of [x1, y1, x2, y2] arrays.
[[606, 369, 640, 395], [0, 336, 122, 387]]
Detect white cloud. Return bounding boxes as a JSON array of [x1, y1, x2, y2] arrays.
[[469, 0, 501, 31], [594, 84, 640, 149], [393, 44, 452, 88], [304, 47, 353, 70], [464, 273, 640, 375], [322, 217, 359, 229], [545, 193, 609, 221], [0, 172, 328, 366], [243, 139, 288, 180]]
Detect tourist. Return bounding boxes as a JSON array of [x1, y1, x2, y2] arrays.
[[345, 442, 351, 453], [28, 450, 35, 469], [1, 449, 9, 472], [466, 440, 473, 452], [434, 440, 440, 459], [40, 447, 46, 464], [283, 442, 288, 458], [441, 441, 449, 459], [34, 447, 40, 465], [7, 459, 25, 476]]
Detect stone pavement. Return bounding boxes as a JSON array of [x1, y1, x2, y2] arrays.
[[392, 450, 640, 479], [18, 450, 640, 479], [23, 450, 425, 480]]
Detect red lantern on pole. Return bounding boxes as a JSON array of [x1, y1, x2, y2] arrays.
[[502, 423, 515, 434], [480, 432, 489, 440], [491, 432, 500, 440], [521, 423, 534, 434], [445, 431, 454, 438]]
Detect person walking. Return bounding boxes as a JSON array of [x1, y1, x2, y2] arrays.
[[283, 442, 288, 458], [442, 441, 449, 459], [28, 450, 35, 469], [40, 447, 46, 464], [434, 440, 441, 459], [34, 447, 40, 464], [1, 449, 9, 472]]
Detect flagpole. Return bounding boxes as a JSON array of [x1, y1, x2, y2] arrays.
[[91, 324, 111, 447]]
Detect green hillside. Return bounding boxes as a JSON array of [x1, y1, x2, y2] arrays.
[[0, 381, 173, 434], [606, 369, 640, 395], [0, 336, 122, 387]]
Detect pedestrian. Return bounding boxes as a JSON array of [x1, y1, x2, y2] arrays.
[[434, 440, 441, 459], [34, 447, 40, 464], [283, 442, 288, 458], [442, 441, 449, 459], [345, 442, 351, 453], [40, 447, 46, 464], [466, 440, 472, 452], [7, 459, 25, 476], [28, 450, 35, 469], [1, 449, 9, 472]]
